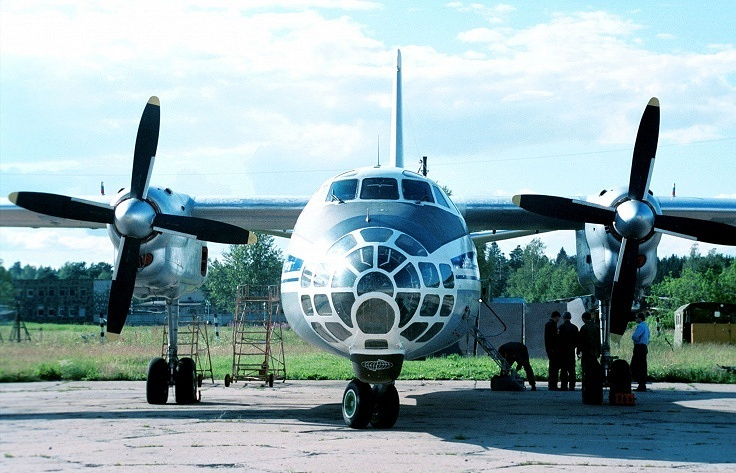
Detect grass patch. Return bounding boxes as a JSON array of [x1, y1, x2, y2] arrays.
[[0, 323, 734, 383]]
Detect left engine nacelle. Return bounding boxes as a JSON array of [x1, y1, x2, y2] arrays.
[[107, 187, 208, 300], [575, 187, 661, 305]]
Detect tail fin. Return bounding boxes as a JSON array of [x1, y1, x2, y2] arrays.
[[389, 49, 404, 168]]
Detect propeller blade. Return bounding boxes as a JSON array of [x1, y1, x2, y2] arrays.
[[655, 215, 736, 246], [609, 237, 639, 336], [512, 194, 615, 225], [628, 98, 659, 201], [9, 191, 114, 225], [107, 237, 141, 336], [130, 96, 160, 200], [152, 214, 256, 244]]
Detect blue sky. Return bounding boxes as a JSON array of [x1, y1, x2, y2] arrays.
[[1, 0, 735, 268]]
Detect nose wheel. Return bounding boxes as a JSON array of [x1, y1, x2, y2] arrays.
[[342, 379, 400, 429]]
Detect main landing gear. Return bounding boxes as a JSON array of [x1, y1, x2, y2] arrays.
[[146, 356, 200, 405], [145, 299, 199, 405], [342, 379, 400, 429]]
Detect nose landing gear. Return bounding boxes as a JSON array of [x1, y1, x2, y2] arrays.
[[342, 379, 400, 429]]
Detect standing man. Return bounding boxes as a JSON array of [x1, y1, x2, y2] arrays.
[[630, 313, 650, 392], [545, 311, 561, 390], [498, 341, 537, 391], [558, 312, 579, 391], [577, 311, 602, 404]]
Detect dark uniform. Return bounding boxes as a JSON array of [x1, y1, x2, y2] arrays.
[[558, 312, 579, 390], [498, 342, 536, 390], [577, 312, 602, 404], [544, 312, 561, 390]]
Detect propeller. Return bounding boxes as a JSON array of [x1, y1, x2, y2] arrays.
[[513, 98, 736, 335], [9, 96, 256, 338]]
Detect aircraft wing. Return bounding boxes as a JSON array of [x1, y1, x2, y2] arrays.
[[455, 195, 736, 235], [190, 196, 308, 237], [0, 195, 309, 233], [455, 196, 584, 233], [3, 194, 734, 238], [656, 197, 736, 224]]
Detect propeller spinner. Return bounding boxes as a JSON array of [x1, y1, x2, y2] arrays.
[[513, 98, 736, 335], [9, 97, 256, 338]]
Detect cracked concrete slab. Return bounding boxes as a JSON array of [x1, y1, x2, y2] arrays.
[[1, 381, 734, 472]]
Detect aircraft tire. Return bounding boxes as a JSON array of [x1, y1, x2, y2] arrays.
[[581, 361, 604, 405], [146, 357, 169, 405], [370, 383, 400, 429], [342, 379, 373, 429], [175, 357, 198, 404]]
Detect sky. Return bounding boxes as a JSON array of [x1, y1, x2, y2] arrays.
[[1, 0, 735, 269]]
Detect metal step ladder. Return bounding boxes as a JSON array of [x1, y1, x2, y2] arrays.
[[463, 301, 526, 390], [225, 285, 286, 388]]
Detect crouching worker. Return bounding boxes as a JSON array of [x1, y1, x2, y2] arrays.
[[498, 342, 537, 391]]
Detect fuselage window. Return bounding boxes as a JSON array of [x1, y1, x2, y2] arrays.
[[395, 234, 428, 257], [326, 179, 358, 202], [418, 262, 440, 288], [394, 263, 421, 289], [361, 227, 393, 242], [396, 292, 420, 327], [327, 234, 358, 257], [347, 246, 373, 273], [439, 264, 455, 289], [377, 246, 406, 272], [420, 294, 440, 317], [432, 186, 450, 208], [360, 177, 399, 200], [314, 294, 332, 316], [402, 179, 434, 203]]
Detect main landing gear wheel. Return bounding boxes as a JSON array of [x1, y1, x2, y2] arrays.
[[370, 383, 400, 429], [175, 357, 199, 404], [342, 379, 374, 429], [146, 357, 169, 405], [582, 360, 604, 405]]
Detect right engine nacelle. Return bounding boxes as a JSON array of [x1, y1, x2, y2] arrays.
[[575, 187, 661, 304]]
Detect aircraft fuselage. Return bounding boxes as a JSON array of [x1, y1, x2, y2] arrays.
[[282, 166, 480, 383]]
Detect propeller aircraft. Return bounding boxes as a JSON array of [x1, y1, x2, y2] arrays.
[[2, 50, 736, 428]]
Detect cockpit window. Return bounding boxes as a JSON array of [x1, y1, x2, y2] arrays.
[[432, 186, 450, 208], [326, 179, 358, 202], [360, 178, 399, 200], [402, 179, 433, 203]]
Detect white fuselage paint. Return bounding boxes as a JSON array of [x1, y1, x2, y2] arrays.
[[281, 166, 480, 383]]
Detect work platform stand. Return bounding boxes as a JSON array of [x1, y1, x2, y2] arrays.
[[161, 302, 215, 386], [460, 301, 526, 390], [225, 285, 286, 388]]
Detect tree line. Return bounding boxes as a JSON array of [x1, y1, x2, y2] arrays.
[[2, 236, 733, 325]]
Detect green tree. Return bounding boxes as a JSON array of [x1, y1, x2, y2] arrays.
[[508, 245, 524, 271], [648, 262, 736, 328], [35, 266, 58, 280], [0, 263, 17, 306], [204, 234, 284, 312], [485, 242, 509, 299], [89, 262, 113, 279], [58, 262, 89, 279], [505, 239, 586, 302], [9, 263, 38, 280]]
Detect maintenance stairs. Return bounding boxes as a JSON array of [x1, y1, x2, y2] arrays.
[[460, 301, 526, 390], [225, 285, 286, 388], [161, 301, 214, 386]]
